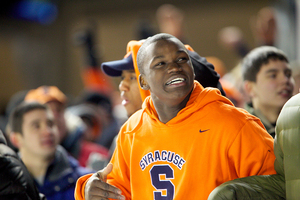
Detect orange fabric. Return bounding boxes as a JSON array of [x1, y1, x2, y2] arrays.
[[126, 40, 150, 102], [106, 81, 276, 199], [74, 173, 92, 200], [74, 81, 276, 200], [81, 68, 115, 96], [25, 85, 67, 104]]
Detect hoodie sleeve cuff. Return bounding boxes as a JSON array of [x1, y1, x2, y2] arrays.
[[74, 173, 93, 200]]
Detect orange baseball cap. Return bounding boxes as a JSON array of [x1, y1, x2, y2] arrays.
[[24, 85, 67, 104]]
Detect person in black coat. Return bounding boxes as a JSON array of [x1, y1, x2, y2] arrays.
[[0, 129, 46, 200]]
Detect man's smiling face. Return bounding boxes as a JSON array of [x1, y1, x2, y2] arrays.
[[140, 38, 194, 104]]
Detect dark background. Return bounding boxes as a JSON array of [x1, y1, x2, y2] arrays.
[[0, 0, 297, 113]]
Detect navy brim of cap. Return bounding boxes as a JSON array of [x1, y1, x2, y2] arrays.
[[101, 53, 134, 77]]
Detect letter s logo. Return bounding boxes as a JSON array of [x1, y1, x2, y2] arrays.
[[150, 165, 175, 200]]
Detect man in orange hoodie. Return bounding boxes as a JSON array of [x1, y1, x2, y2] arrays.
[[75, 33, 276, 200], [101, 40, 225, 117]]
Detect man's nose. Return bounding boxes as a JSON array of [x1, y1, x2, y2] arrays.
[[119, 79, 129, 92], [43, 126, 53, 136], [167, 63, 182, 73]]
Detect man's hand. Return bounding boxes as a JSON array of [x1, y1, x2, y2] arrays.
[[85, 163, 125, 200]]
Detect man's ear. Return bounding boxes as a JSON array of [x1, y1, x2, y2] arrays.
[[139, 74, 150, 90], [244, 80, 256, 98], [9, 132, 22, 149]]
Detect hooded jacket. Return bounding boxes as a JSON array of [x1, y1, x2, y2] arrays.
[[75, 81, 276, 200], [208, 93, 300, 200]]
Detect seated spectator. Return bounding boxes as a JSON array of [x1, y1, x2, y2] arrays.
[[76, 90, 121, 150], [0, 129, 46, 200], [206, 56, 245, 107], [66, 103, 110, 170], [241, 46, 294, 137], [24, 85, 109, 169], [0, 90, 29, 151], [24, 85, 84, 158], [8, 101, 94, 200]]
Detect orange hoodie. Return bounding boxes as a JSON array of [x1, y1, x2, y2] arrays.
[[75, 81, 276, 200]]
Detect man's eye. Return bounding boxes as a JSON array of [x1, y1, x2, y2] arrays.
[[130, 76, 137, 80], [33, 124, 40, 129], [268, 74, 276, 78], [155, 62, 165, 67], [47, 121, 54, 128], [177, 57, 187, 63], [285, 70, 292, 78]]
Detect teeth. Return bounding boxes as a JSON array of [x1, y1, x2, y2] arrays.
[[167, 78, 185, 85], [280, 89, 289, 94]]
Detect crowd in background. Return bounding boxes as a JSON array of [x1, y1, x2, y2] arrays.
[[0, 1, 299, 200]]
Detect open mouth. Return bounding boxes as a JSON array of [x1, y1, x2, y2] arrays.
[[278, 89, 292, 97], [42, 139, 55, 146], [122, 99, 129, 106], [166, 77, 186, 85]]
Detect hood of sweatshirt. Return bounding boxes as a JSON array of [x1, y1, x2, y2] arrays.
[[122, 81, 234, 134], [143, 81, 233, 125]]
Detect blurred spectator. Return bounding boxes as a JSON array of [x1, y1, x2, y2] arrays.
[[250, 7, 277, 47], [0, 129, 46, 200], [24, 85, 84, 158], [250, 3, 297, 61], [0, 90, 29, 151], [241, 46, 294, 137], [73, 24, 124, 152], [66, 102, 110, 170], [8, 101, 93, 200], [24, 85, 110, 170], [219, 26, 251, 104], [76, 90, 121, 150], [218, 26, 249, 58], [290, 60, 300, 95], [156, 4, 187, 43], [206, 56, 244, 107]]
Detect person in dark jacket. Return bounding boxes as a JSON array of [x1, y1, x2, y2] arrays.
[[8, 101, 94, 200], [0, 129, 46, 200]]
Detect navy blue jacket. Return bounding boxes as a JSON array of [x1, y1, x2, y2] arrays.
[[36, 145, 94, 200]]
